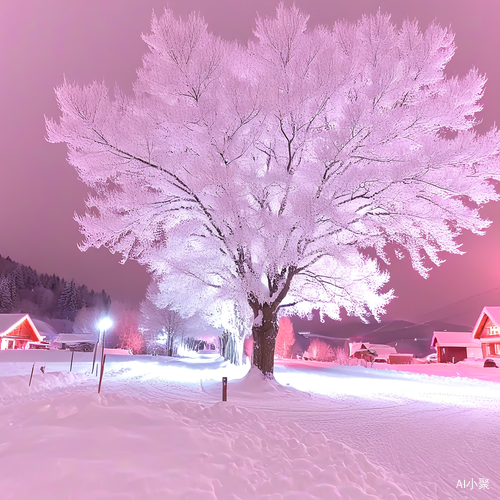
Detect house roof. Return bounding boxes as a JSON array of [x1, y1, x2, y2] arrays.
[[0, 314, 44, 341], [0, 314, 30, 333], [431, 331, 479, 348], [472, 307, 500, 339], [54, 333, 98, 343], [349, 342, 397, 358]]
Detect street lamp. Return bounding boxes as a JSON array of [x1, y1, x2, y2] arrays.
[[92, 317, 112, 374], [98, 317, 112, 365]]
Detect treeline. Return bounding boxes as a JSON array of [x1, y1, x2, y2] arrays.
[[0, 255, 110, 320]]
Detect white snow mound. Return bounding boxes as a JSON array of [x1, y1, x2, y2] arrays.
[[0, 392, 411, 500]]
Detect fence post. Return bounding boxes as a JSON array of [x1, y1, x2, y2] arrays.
[[222, 376, 227, 402], [100, 330, 106, 365], [98, 354, 107, 394], [91, 342, 98, 374], [29, 363, 35, 386], [70, 350, 74, 372]]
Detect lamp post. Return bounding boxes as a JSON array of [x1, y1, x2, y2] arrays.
[[98, 317, 112, 367]]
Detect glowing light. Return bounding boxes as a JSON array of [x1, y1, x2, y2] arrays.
[[98, 318, 113, 331]]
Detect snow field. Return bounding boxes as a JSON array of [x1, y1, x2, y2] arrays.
[[1, 353, 499, 499], [0, 383, 411, 500]]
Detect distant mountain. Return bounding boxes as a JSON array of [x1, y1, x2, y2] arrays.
[[291, 312, 471, 357], [0, 254, 111, 324]]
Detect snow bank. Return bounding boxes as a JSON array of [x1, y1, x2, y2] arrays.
[[0, 370, 88, 401], [0, 392, 412, 500], [226, 366, 295, 397]]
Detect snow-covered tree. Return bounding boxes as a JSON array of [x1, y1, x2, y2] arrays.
[[139, 289, 185, 356], [33, 286, 54, 316], [23, 266, 40, 289], [331, 345, 350, 365], [305, 338, 335, 362], [73, 306, 106, 334], [274, 317, 296, 359], [0, 276, 13, 313], [57, 279, 81, 317], [117, 312, 143, 354], [219, 329, 244, 365], [47, 6, 500, 378], [109, 302, 143, 353], [12, 266, 26, 291]]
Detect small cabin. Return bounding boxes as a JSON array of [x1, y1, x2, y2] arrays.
[[388, 353, 414, 365], [0, 314, 46, 349], [53, 333, 97, 352], [349, 342, 397, 362], [431, 331, 482, 363], [472, 307, 500, 358]]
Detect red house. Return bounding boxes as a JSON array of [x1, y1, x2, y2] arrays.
[[430, 331, 481, 363], [472, 307, 500, 358], [0, 314, 45, 350]]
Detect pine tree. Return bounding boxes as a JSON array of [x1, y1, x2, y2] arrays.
[[58, 279, 80, 317], [0, 277, 13, 313], [12, 265, 25, 290]]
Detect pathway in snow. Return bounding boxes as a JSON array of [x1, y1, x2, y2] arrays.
[[0, 354, 498, 499]]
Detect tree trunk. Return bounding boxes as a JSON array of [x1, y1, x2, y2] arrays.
[[219, 330, 229, 358], [251, 304, 278, 378], [166, 333, 174, 357]]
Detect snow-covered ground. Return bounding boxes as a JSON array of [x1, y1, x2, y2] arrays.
[[0, 351, 498, 499]]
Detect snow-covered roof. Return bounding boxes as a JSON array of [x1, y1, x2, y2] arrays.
[[472, 307, 500, 339], [0, 314, 30, 333], [0, 314, 44, 341], [54, 333, 97, 343], [349, 342, 397, 358], [431, 331, 478, 348], [32, 319, 59, 340]]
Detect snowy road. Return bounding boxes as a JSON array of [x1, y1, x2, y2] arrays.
[[0, 353, 498, 499]]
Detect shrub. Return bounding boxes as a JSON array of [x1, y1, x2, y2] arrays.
[[275, 317, 296, 358], [331, 346, 350, 365], [305, 338, 335, 362]]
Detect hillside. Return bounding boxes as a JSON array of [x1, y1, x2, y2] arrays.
[[291, 313, 472, 357], [0, 254, 111, 325]]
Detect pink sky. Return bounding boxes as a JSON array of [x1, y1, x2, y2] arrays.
[[1, 0, 499, 325]]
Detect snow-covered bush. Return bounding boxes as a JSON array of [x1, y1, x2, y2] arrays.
[[332, 346, 350, 365], [304, 338, 335, 362]]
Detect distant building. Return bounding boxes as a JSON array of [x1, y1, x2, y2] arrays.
[[472, 307, 500, 358], [430, 306, 500, 363], [430, 331, 481, 363], [387, 353, 414, 365], [349, 342, 397, 362], [0, 314, 47, 349], [53, 333, 97, 352]]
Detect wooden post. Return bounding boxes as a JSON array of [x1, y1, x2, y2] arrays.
[[98, 354, 107, 394], [29, 363, 35, 386], [100, 330, 106, 365], [222, 376, 227, 402], [92, 341, 98, 374], [70, 350, 74, 372]]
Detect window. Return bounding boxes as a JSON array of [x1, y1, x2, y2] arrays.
[[489, 326, 500, 336], [488, 344, 500, 356]]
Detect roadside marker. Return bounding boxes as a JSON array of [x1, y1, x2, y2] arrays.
[[222, 376, 227, 401], [28, 363, 35, 386], [98, 355, 107, 394]]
